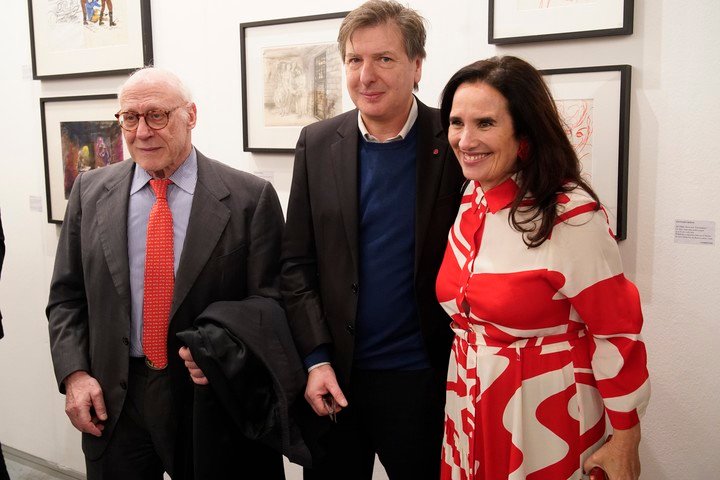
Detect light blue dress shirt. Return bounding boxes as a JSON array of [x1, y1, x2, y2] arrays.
[[127, 149, 197, 357]]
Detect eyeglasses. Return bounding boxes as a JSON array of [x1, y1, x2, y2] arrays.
[[115, 105, 184, 131]]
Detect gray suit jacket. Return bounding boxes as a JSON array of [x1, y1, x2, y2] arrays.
[[47, 150, 284, 461], [281, 99, 465, 388]]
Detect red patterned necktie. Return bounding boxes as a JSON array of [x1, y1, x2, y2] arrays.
[[142, 178, 174, 369]]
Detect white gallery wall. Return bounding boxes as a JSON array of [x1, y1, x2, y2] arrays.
[[0, 1, 718, 478]]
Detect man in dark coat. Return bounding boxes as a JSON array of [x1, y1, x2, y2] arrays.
[[281, 1, 465, 478]]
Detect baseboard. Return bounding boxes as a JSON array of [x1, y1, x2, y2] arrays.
[[2, 444, 85, 480]]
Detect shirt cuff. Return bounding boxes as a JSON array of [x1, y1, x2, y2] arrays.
[[307, 362, 331, 372], [304, 345, 331, 371]]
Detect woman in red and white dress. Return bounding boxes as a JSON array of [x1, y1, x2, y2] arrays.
[[435, 56, 650, 480]]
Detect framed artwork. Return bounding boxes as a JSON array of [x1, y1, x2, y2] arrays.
[[541, 65, 631, 240], [41, 94, 128, 224], [240, 11, 352, 153], [489, 0, 634, 45], [28, 0, 153, 79]]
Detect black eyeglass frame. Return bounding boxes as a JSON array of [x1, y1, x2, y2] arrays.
[[114, 105, 185, 131]]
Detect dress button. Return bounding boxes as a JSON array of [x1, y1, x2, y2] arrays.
[[345, 323, 355, 335], [122, 337, 129, 346], [351, 283, 359, 294], [120, 381, 128, 390]]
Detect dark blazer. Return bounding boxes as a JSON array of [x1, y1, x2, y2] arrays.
[[0, 211, 4, 339], [47, 150, 284, 463], [177, 297, 312, 476], [281, 99, 465, 387]]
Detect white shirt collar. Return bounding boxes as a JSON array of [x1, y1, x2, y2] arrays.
[[358, 97, 418, 143]]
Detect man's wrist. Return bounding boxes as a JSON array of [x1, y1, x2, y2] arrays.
[[303, 344, 331, 370], [63, 369, 89, 386], [307, 361, 331, 373]]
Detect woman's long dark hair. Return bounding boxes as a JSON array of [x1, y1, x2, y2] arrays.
[[440, 56, 600, 247]]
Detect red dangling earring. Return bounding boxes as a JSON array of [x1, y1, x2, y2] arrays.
[[517, 139, 530, 161]]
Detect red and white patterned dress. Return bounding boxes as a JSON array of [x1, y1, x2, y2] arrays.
[[436, 178, 650, 480]]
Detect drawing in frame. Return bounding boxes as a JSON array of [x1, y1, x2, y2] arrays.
[[240, 11, 352, 153], [540, 65, 631, 240], [489, 0, 634, 45], [27, 0, 153, 80], [41, 94, 129, 224]]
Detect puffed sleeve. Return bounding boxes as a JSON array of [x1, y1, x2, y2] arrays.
[[547, 190, 650, 429]]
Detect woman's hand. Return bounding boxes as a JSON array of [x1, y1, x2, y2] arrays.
[[583, 424, 641, 480]]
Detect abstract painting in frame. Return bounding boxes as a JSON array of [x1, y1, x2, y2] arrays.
[[41, 94, 128, 223], [489, 0, 633, 45], [240, 12, 351, 153], [28, 0, 153, 79], [541, 65, 631, 240]]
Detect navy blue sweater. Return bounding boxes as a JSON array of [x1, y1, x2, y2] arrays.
[[353, 125, 429, 370]]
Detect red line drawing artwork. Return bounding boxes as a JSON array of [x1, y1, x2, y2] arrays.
[[556, 98, 594, 177]]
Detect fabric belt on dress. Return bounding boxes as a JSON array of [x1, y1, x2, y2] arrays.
[[451, 321, 586, 350]]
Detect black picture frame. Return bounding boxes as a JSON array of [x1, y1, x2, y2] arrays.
[[240, 11, 350, 153], [540, 65, 631, 240], [41, 94, 127, 224], [28, 0, 153, 80], [489, 0, 634, 45]]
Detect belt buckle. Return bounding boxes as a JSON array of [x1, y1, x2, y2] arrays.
[[145, 357, 167, 370]]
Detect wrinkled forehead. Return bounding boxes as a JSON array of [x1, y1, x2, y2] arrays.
[[119, 79, 183, 110]]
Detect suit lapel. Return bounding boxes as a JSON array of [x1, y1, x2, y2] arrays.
[[415, 100, 449, 276], [331, 112, 360, 272], [96, 160, 134, 302], [171, 152, 230, 319]]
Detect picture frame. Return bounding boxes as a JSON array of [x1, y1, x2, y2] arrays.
[[489, 0, 633, 45], [540, 65, 631, 240], [27, 0, 153, 80], [240, 11, 351, 153], [40, 94, 129, 224]]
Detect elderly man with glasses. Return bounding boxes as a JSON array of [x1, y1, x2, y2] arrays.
[[47, 67, 287, 479]]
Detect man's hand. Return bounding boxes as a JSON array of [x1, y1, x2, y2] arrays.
[[179, 346, 209, 385], [305, 364, 348, 417], [63, 370, 107, 437]]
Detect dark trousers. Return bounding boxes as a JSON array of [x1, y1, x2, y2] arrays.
[[191, 385, 286, 480], [0, 442, 9, 480], [304, 368, 446, 480], [86, 358, 179, 480]]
